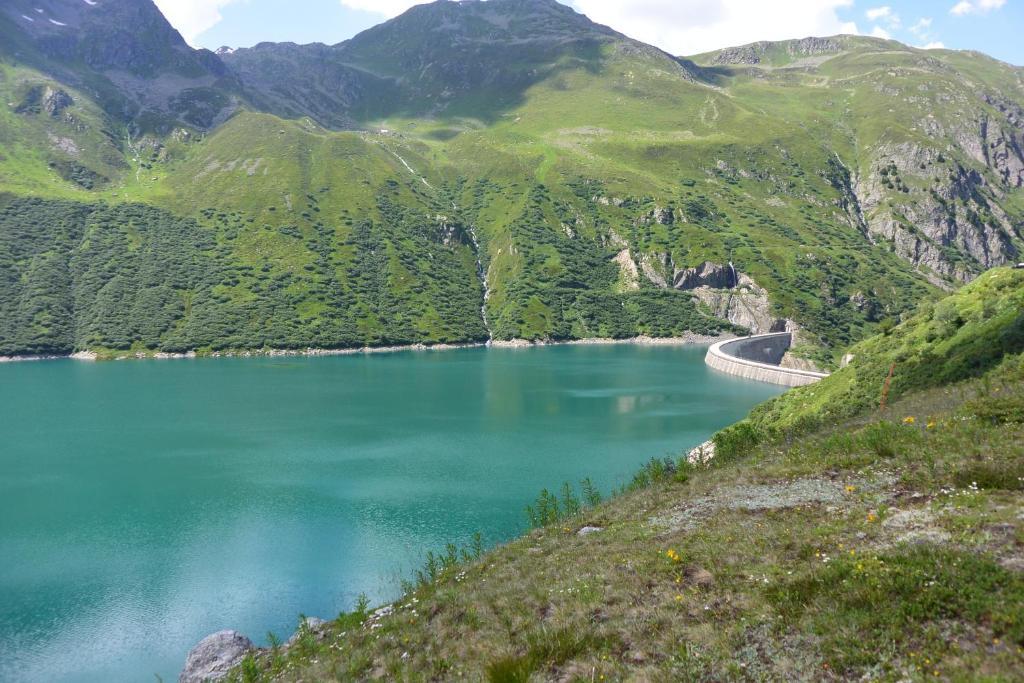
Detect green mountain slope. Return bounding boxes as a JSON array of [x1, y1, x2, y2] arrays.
[[217, 268, 1024, 681], [714, 266, 1024, 446], [0, 0, 1022, 360]]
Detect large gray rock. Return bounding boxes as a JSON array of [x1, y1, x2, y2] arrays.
[[179, 630, 254, 683]]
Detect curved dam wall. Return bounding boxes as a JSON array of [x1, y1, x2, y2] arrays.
[[705, 333, 829, 388]]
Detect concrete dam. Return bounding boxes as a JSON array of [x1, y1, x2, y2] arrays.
[[705, 333, 829, 387]]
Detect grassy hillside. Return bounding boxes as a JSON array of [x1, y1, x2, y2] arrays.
[[718, 267, 1024, 443], [222, 268, 1024, 681]]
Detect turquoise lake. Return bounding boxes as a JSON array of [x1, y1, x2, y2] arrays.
[[0, 345, 783, 682]]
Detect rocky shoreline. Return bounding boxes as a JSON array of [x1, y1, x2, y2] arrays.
[[0, 334, 734, 365], [490, 332, 734, 348]]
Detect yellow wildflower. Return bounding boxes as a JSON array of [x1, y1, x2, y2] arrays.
[[845, 485, 856, 493], [903, 416, 916, 424]]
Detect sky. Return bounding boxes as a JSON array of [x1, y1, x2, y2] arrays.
[[152, 0, 1023, 66]]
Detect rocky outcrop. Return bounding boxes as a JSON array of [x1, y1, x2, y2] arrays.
[[636, 206, 676, 226], [15, 84, 73, 118], [179, 631, 254, 683], [854, 142, 1019, 283], [688, 273, 794, 335], [710, 45, 765, 66], [710, 37, 843, 65], [673, 261, 738, 290], [632, 256, 795, 334], [981, 93, 1024, 187], [637, 252, 671, 288], [686, 440, 716, 465], [614, 249, 640, 291], [42, 87, 73, 117]]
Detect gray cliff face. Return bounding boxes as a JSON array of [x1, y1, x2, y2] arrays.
[[633, 257, 795, 335], [854, 130, 1021, 284], [673, 261, 738, 290], [701, 37, 1023, 290], [688, 282, 794, 336]]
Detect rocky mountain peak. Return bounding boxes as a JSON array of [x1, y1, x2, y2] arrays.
[[0, 0, 238, 131], [2, 0, 225, 77], [220, 0, 662, 127], [340, 0, 621, 57]]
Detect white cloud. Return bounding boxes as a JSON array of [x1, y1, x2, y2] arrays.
[[338, 0, 429, 18], [870, 25, 892, 39], [571, 0, 859, 56], [866, 6, 900, 27], [950, 0, 1006, 16], [866, 6, 891, 21], [909, 17, 933, 37], [153, 0, 241, 45], [906, 17, 943, 47]]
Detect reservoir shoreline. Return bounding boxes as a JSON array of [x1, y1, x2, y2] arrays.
[[0, 332, 736, 364]]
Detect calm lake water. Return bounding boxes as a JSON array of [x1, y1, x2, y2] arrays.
[[0, 345, 783, 682]]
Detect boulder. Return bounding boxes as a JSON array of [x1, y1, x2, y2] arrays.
[[179, 630, 254, 683], [577, 526, 603, 537], [686, 440, 716, 465]]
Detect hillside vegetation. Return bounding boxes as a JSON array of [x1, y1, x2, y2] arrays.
[[221, 267, 1024, 681], [1, 1, 1022, 360]]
